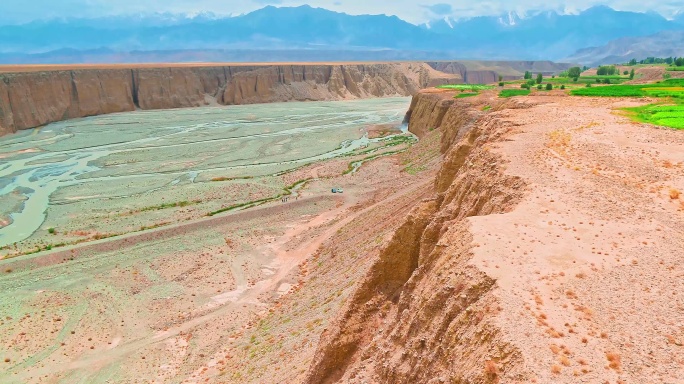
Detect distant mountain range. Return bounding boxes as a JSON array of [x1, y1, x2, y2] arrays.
[[1, 5, 683, 64], [564, 30, 684, 66]]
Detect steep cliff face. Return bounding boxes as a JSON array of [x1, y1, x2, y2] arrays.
[[306, 92, 528, 383], [0, 60, 571, 136], [428, 60, 572, 84], [0, 62, 447, 136], [221, 64, 430, 105]]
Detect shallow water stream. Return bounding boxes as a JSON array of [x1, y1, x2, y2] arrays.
[[0, 97, 411, 247]]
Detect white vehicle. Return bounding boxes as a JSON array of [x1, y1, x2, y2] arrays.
[[331, 188, 344, 194]]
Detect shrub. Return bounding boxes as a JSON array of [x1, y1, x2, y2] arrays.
[[537, 84, 543, 90], [568, 67, 582, 78], [573, 77, 579, 82], [586, 83, 592, 87], [498, 82, 504, 87], [536, 73, 543, 84], [48, 228, 56, 234], [603, 78, 611, 84], [546, 83, 553, 90], [521, 83, 530, 89], [597, 65, 618, 76], [560, 85, 566, 90], [623, 70, 629, 75]]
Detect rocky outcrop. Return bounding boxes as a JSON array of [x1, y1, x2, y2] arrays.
[[0, 61, 572, 136], [306, 91, 528, 383]]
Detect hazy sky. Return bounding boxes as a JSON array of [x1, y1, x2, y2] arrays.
[[2, 0, 683, 24]]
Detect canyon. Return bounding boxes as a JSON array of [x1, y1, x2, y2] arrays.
[[1, 63, 682, 384], [0, 61, 572, 136]]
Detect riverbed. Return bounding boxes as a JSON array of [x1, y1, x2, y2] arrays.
[[0, 97, 411, 252]]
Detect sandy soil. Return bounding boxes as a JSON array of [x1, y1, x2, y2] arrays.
[[469, 93, 684, 382]]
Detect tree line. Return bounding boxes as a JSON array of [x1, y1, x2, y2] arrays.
[[627, 57, 684, 66]]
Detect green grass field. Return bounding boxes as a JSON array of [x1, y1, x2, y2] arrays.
[[570, 79, 684, 98], [570, 79, 684, 130], [544, 75, 630, 86], [668, 67, 684, 71], [499, 89, 531, 98], [623, 104, 684, 129], [437, 84, 495, 91]]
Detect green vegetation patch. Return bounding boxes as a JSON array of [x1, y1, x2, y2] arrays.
[[437, 84, 495, 91], [570, 79, 684, 98], [499, 89, 530, 98], [668, 67, 684, 71], [623, 104, 684, 130], [571, 79, 684, 130], [643, 87, 684, 99], [454, 93, 479, 98], [570, 85, 648, 97]]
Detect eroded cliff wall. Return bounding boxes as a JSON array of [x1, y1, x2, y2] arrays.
[[306, 92, 529, 383], [0, 61, 572, 136], [0, 63, 446, 136]]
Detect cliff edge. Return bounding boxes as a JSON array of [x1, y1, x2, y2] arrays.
[[306, 89, 684, 383]]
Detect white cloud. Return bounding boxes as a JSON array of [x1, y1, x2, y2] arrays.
[[1, 0, 683, 24]]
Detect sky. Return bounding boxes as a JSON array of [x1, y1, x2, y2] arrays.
[[1, 0, 683, 25]]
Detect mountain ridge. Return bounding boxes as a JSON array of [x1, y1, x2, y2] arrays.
[[564, 30, 684, 65], [1, 5, 683, 62]]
